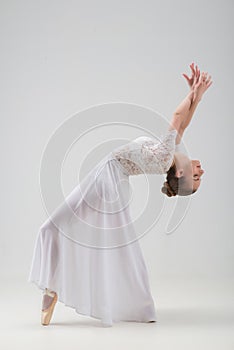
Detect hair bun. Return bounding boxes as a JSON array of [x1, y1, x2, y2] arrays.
[[161, 181, 176, 197]]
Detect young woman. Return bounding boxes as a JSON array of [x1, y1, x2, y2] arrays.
[[28, 63, 212, 327]]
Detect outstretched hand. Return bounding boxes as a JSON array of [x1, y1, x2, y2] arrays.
[[193, 71, 213, 102], [182, 62, 213, 102], [182, 62, 200, 90]]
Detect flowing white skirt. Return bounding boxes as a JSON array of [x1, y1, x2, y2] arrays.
[[28, 151, 157, 326]]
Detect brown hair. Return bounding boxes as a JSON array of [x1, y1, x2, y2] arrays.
[[161, 162, 197, 197]]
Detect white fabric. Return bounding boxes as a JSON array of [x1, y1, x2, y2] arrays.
[[28, 129, 178, 327]]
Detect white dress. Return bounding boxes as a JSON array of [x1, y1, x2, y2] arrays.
[[28, 128, 178, 327]]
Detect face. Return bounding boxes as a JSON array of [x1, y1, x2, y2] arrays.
[[174, 153, 205, 191], [190, 159, 205, 191]]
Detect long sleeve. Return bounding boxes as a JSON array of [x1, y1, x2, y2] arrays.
[[111, 129, 178, 176]]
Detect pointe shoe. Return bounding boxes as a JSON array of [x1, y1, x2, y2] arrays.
[[41, 288, 58, 326]]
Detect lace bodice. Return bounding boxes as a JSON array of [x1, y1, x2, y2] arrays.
[[111, 129, 178, 176]]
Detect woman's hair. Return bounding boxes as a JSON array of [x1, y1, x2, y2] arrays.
[[161, 162, 197, 197]]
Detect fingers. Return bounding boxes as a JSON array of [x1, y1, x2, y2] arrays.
[[206, 80, 213, 88], [206, 74, 212, 84], [206, 74, 213, 89], [195, 65, 200, 83], [183, 63, 213, 90], [199, 71, 205, 83], [190, 62, 201, 84], [182, 73, 190, 82], [203, 72, 212, 86], [204, 72, 208, 81], [200, 71, 213, 90], [190, 62, 196, 76]]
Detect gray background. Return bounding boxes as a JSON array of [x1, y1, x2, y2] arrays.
[[1, 0, 233, 349]]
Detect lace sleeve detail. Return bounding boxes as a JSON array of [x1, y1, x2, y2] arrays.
[[112, 129, 177, 176], [140, 129, 177, 174]]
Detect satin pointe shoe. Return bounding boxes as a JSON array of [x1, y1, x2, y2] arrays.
[[41, 288, 58, 326]]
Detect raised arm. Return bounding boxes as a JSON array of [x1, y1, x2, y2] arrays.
[[168, 90, 194, 145], [168, 63, 213, 145]]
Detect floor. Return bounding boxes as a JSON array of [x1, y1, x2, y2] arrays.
[[1, 275, 233, 350]]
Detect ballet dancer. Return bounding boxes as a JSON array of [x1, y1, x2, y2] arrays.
[[28, 62, 212, 326]]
